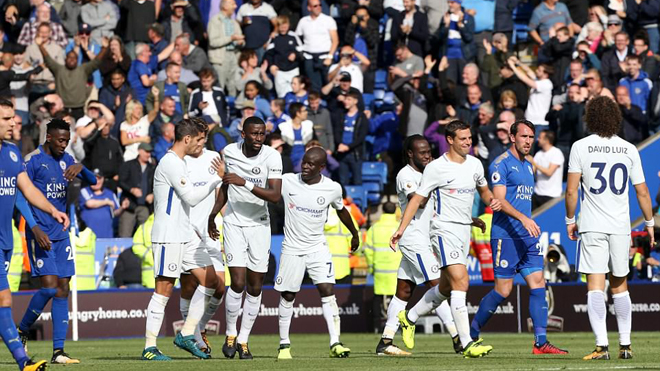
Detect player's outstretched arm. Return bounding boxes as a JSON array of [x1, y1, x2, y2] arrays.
[[634, 182, 656, 246], [493, 185, 540, 237], [564, 172, 581, 241], [337, 207, 360, 252], [16, 172, 69, 230], [391, 193, 426, 250]]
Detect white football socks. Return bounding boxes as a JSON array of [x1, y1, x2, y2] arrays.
[[587, 290, 609, 347], [321, 295, 341, 345], [278, 297, 295, 345], [199, 295, 224, 333], [237, 293, 262, 344], [450, 290, 472, 348], [225, 288, 243, 337], [382, 296, 407, 340], [145, 293, 169, 349], [181, 285, 215, 336], [612, 291, 632, 346], [436, 300, 458, 337], [179, 297, 190, 319], [408, 285, 448, 323]]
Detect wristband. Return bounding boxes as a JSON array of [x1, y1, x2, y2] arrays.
[[645, 219, 655, 228], [565, 216, 576, 225], [244, 181, 254, 192]]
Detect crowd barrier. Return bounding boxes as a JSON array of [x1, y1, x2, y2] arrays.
[[11, 282, 660, 340]]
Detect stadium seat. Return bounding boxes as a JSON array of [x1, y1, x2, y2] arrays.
[[362, 162, 388, 186], [363, 181, 382, 205], [345, 185, 367, 212], [375, 70, 388, 90], [363, 93, 375, 109]]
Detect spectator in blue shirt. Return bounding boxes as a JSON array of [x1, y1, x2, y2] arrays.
[[127, 42, 174, 104], [153, 122, 174, 162], [333, 90, 368, 185], [462, 0, 495, 64], [619, 54, 653, 114], [79, 169, 128, 238], [529, 0, 580, 45], [266, 98, 291, 133], [439, 0, 476, 85]]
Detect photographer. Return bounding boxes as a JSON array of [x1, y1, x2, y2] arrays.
[[543, 244, 573, 283]]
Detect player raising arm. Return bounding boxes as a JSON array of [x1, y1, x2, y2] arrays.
[[565, 96, 655, 361], [390, 120, 499, 358], [275, 147, 359, 360], [470, 119, 567, 355], [0, 99, 67, 371], [142, 118, 225, 361], [208, 117, 283, 360]]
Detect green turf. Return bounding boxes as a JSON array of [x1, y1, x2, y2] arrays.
[[3, 332, 657, 370]]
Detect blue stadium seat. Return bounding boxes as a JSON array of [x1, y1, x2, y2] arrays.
[[363, 181, 382, 205], [511, 0, 534, 45], [363, 93, 375, 109], [362, 162, 388, 186], [345, 185, 367, 212], [375, 69, 388, 90]]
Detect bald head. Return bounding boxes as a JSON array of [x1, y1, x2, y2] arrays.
[[499, 110, 516, 125], [305, 147, 327, 165]]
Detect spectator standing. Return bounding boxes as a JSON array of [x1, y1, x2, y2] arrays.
[[82, 116, 124, 192], [296, 0, 339, 92], [118, 143, 155, 237], [81, 0, 118, 45], [619, 54, 653, 114], [147, 23, 169, 71], [59, 0, 83, 39], [162, 0, 195, 44], [508, 56, 554, 130], [145, 62, 190, 115], [344, 6, 379, 93], [120, 93, 158, 161], [328, 45, 369, 93], [207, 0, 244, 97], [265, 15, 303, 98], [439, 0, 476, 84], [0, 52, 43, 98], [188, 68, 228, 126], [632, 32, 658, 78], [29, 93, 64, 145], [236, 0, 277, 62], [99, 36, 132, 86], [18, 4, 68, 48], [333, 91, 368, 185], [156, 51, 199, 84], [65, 23, 103, 89], [529, 130, 564, 210], [616, 85, 649, 144], [308, 90, 334, 151], [284, 75, 310, 109], [80, 170, 128, 238], [174, 33, 213, 74], [482, 33, 513, 90], [630, 0, 660, 54], [25, 22, 64, 94], [38, 35, 108, 120], [153, 121, 174, 161], [455, 63, 493, 108], [391, 0, 428, 58], [529, 0, 580, 45], [127, 42, 174, 104], [601, 31, 630, 92], [266, 98, 290, 133], [457, 84, 485, 125], [99, 69, 133, 137], [120, 0, 159, 59], [149, 96, 182, 138], [235, 49, 273, 94], [463, 0, 495, 65], [10, 52, 32, 124], [494, 0, 518, 41], [279, 102, 314, 166], [546, 83, 584, 167]]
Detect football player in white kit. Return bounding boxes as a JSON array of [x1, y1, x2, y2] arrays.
[[565, 96, 655, 361], [391, 120, 500, 358], [142, 118, 225, 361], [376, 135, 460, 356], [178, 145, 227, 356], [274, 147, 359, 360], [208, 117, 283, 360]]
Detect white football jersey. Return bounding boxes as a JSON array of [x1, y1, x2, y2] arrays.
[[223, 142, 283, 226], [396, 165, 434, 250], [185, 149, 222, 240], [281, 173, 344, 255], [152, 152, 193, 243], [416, 154, 487, 229], [568, 134, 644, 235]]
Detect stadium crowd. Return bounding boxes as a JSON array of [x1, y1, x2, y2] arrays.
[[2, 0, 660, 278]]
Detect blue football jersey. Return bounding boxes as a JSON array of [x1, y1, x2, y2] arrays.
[[24, 146, 76, 240], [0, 142, 25, 250], [489, 149, 535, 240]]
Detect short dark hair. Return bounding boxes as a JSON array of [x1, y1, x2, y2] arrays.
[[625, 54, 641, 64], [510, 119, 535, 137], [556, 26, 569, 35], [111, 69, 126, 78], [174, 117, 207, 141], [402, 134, 427, 163], [198, 68, 214, 80], [308, 91, 321, 100], [539, 63, 554, 76], [541, 129, 556, 145], [356, 5, 369, 13], [445, 120, 471, 140], [570, 58, 583, 66], [346, 91, 360, 101], [382, 201, 396, 214], [242, 116, 266, 132], [584, 96, 621, 138], [47, 118, 70, 133], [633, 30, 649, 45], [0, 98, 13, 109], [288, 102, 305, 118]]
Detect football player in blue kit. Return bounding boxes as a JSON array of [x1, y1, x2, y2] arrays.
[[17, 118, 97, 364], [470, 119, 568, 355]]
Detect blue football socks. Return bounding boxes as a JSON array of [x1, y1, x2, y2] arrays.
[[19, 287, 57, 333], [529, 288, 548, 346], [52, 297, 69, 350], [470, 289, 505, 340], [0, 307, 29, 369]]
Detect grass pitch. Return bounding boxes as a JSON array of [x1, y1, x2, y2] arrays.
[[2, 332, 657, 370]]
